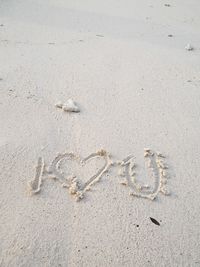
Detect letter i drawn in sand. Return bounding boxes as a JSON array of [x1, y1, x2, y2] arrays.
[[27, 157, 44, 195]]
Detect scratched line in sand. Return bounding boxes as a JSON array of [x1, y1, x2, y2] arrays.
[[27, 148, 171, 201]]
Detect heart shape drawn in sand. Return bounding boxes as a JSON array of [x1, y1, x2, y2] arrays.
[[46, 149, 112, 200]]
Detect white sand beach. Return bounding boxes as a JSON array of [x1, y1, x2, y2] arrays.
[[0, 1, 200, 266]]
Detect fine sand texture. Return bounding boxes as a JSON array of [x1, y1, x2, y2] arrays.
[[1, 1, 200, 266]]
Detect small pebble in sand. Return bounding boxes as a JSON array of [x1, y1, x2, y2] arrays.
[[120, 180, 128, 186], [168, 34, 173, 37], [185, 44, 194, 51], [62, 99, 80, 112], [55, 101, 63, 108], [150, 217, 160, 226]]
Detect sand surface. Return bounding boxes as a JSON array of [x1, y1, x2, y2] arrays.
[[0, 1, 200, 266]]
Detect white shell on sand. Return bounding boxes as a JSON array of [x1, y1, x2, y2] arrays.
[[55, 99, 80, 112], [62, 99, 80, 112], [185, 43, 193, 51]]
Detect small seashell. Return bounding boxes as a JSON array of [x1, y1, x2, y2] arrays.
[[62, 99, 80, 112]]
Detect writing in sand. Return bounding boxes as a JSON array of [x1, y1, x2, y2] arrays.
[[27, 148, 171, 201]]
